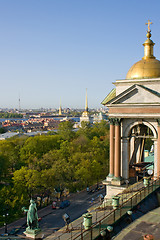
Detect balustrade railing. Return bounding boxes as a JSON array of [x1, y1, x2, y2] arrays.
[[53, 177, 160, 240]]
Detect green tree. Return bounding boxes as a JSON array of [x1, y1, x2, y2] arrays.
[[0, 154, 9, 181], [0, 127, 6, 134], [58, 121, 75, 140], [0, 185, 27, 226], [13, 167, 41, 198], [91, 120, 109, 139], [75, 153, 93, 188], [20, 135, 62, 164], [0, 140, 21, 174], [77, 121, 91, 136], [91, 160, 103, 184]]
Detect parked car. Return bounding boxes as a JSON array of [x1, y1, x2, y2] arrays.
[[52, 201, 57, 209], [60, 200, 70, 209], [9, 228, 20, 235]]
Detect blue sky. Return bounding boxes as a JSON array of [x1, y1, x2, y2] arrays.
[[0, 0, 160, 109]]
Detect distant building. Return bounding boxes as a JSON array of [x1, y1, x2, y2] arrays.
[[0, 132, 20, 140], [80, 89, 93, 126], [59, 99, 62, 116], [93, 112, 108, 123]]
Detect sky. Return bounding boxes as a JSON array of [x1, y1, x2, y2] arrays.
[[0, 0, 160, 110]]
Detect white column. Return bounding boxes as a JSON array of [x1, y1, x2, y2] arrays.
[[153, 139, 157, 177], [114, 119, 121, 179], [121, 138, 129, 179], [130, 136, 135, 162], [108, 119, 115, 177], [157, 123, 160, 177]]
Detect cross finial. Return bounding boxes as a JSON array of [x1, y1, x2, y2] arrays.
[[145, 20, 153, 32]]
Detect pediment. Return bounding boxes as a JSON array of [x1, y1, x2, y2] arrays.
[[107, 84, 160, 105]]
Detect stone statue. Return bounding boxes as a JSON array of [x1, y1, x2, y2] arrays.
[[23, 199, 39, 230], [27, 199, 38, 230], [23, 199, 41, 238]]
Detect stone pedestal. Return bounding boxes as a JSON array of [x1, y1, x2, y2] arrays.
[[103, 179, 126, 199], [24, 228, 41, 239], [111, 177, 124, 186], [106, 175, 114, 182]]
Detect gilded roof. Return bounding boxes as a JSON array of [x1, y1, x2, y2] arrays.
[[126, 58, 160, 79], [126, 25, 160, 80]]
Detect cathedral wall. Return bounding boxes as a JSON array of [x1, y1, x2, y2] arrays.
[[109, 107, 160, 114], [121, 118, 158, 179], [114, 78, 160, 96]]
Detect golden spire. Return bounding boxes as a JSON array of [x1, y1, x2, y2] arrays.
[[85, 88, 88, 112], [59, 98, 62, 116], [142, 20, 155, 60]]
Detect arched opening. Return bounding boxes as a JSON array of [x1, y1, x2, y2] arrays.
[[128, 123, 154, 181]]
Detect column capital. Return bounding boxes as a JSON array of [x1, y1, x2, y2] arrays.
[[157, 119, 160, 126], [109, 118, 115, 125], [115, 118, 121, 126]]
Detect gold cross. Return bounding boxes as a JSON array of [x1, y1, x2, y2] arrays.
[[145, 20, 153, 32]]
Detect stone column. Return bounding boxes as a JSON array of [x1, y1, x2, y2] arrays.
[[153, 139, 157, 177], [108, 118, 115, 178], [121, 138, 129, 179], [114, 119, 121, 179], [157, 120, 160, 177], [130, 136, 135, 162]]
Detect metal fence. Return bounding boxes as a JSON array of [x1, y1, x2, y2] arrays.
[[54, 178, 160, 240]]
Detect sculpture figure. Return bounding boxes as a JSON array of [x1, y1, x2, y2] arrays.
[[26, 199, 39, 230], [23, 199, 41, 238]]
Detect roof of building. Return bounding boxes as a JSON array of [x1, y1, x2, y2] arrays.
[[114, 206, 160, 240], [101, 88, 116, 105], [0, 132, 19, 140]]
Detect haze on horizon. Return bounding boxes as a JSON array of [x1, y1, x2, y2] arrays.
[[0, 0, 160, 109]]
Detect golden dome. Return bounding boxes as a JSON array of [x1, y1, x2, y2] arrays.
[[126, 58, 160, 79], [82, 110, 89, 117], [126, 21, 160, 79]]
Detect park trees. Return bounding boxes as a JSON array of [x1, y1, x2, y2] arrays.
[[13, 167, 41, 199], [20, 134, 62, 165], [0, 140, 21, 174], [57, 121, 75, 140], [0, 154, 9, 181], [0, 120, 110, 225]]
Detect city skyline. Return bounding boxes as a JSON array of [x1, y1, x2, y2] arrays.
[[0, 0, 160, 109]]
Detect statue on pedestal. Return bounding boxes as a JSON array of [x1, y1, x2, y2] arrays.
[[23, 199, 41, 238], [27, 199, 39, 230]]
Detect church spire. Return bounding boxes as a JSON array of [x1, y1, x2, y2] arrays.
[[59, 98, 62, 116], [142, 20, 155, 60], [85, 88, 88, 112]]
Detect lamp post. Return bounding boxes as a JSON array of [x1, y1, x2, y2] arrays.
[[3, 213, 9, 234]]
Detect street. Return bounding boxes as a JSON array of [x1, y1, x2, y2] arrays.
[[0, 186, 105, 238], [38, 187, 105, 237]]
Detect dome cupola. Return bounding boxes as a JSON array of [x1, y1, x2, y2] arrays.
[[126, 20, 160, 79]]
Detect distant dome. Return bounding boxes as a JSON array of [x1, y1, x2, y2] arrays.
[[126, 58, 160, 79], [126, 26, 160, 80], [82, 110, 88, 117]]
